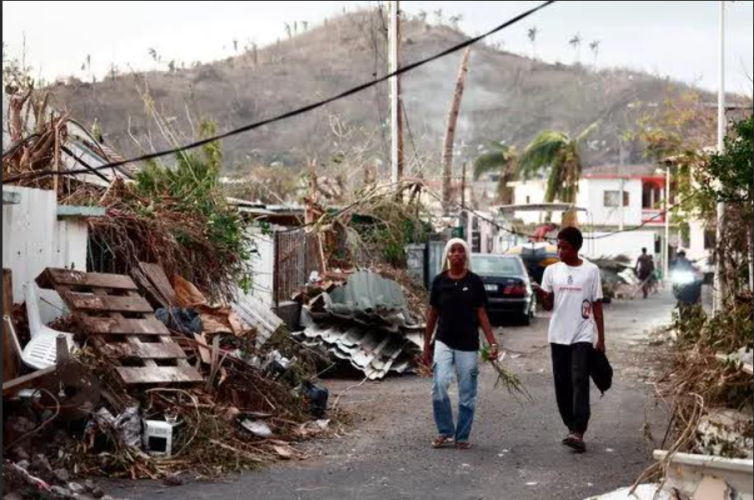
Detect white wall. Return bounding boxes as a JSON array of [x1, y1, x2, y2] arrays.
[[581, 230, 658, 265], [578, 178, 643, 227], [3, 186, 89, 322], [243, 229, 275, 307], [686, 219, 710, 264], [511, 180, 564, 224]]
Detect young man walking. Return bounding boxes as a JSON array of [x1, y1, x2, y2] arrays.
[[534, 227, 605, 453], [635, 247, 655, 299]]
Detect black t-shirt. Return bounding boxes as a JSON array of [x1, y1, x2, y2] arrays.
[[430, 271, 488, 352]]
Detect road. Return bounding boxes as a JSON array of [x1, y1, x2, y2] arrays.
[[108, 292, 676, 500]]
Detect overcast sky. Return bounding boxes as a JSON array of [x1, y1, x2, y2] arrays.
[[3, 1, 753, 95]]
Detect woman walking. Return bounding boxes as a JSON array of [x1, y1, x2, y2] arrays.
[[423, 238, 499, 450]]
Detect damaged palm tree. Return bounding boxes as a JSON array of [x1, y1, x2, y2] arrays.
[[442, 47, 471, 216]]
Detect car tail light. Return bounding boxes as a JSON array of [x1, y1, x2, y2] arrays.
[[504, 285, 527, 297]]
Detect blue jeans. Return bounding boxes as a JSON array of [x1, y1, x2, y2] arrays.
[[432, 341, 480, 443]]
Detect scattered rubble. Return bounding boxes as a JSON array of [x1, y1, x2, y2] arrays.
[[296, 271, 424, 380], [3, 266, 332, 490]]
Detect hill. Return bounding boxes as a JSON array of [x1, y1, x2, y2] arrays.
[[48, 9, 738, 181]]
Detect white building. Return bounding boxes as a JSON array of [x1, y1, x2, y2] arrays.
[[505, 165, 679, 267]]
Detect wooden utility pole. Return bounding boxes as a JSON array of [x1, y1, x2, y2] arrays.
[[389, 1, 404, 187], [442, 48, 471, 216]]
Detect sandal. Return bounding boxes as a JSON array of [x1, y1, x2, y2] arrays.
[[564, 434, 587, 453], [432, 435, 455, 449], [456, 442, 472, 450]]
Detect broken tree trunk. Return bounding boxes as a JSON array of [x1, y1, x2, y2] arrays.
[[441, 48, 471, 216]]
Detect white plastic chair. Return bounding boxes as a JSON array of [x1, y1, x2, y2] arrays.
[[3, 284, 75, 371]]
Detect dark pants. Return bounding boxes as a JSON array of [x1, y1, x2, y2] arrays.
[[551, 343, 593, 435]]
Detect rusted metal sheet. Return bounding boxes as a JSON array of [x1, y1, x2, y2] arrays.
[[274, 229, 322, 307]]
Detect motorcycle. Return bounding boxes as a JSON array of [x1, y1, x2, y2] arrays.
[[671, 268, 704, 305]]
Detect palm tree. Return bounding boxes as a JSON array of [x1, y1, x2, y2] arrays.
[[449, 15, 463, 30], [589, 40, 601, 69], [433, 8, 443, 25], [441, 48, 471, 215], [517, 123, 598, 204], [527, 27, 539, 59], [568, 33, 583, 64], [473, 143, 518, 205]]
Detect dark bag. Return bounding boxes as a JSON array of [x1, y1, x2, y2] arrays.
[[302, 381, 329, 419], [591, 350, 613, 396], [155, 307, 203, 336]]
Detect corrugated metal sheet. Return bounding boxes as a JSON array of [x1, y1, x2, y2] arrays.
[[296, 318, 417, 380], [232, 292, 285, 347], [2, 187, 88, 302], [297, 272, 424, 380], [324, 271, 420, 332], [3, 186, 87, 323], [246, 230, 275, 307], [275, 229, 322, 306]]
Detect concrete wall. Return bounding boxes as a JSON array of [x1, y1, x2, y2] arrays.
[[577, 178, 643, 227], [581, 230, 659, 266]]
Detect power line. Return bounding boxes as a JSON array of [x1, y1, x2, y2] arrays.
[[4, 1, 557, 184], [422, 186, 699, 242]]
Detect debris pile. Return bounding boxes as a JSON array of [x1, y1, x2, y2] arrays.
[[296, 271, 424, 380], [591, 257, 642, 301], [3, 266, 331, 489], [633, 294, 753, 495], [3, 89, 253, 302]]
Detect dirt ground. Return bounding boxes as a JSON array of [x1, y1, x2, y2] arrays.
[[107, 291, 677, 500]]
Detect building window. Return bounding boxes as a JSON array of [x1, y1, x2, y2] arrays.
[[526, 196, 531, 204], [704, 230, 716, 250], [604, 190, 630, 207]]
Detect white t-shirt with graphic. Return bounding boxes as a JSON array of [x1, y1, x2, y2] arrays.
[[542, 260, 604, 345]]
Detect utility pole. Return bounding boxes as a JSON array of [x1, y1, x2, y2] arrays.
[[618, 140, 625, 231], [713, 0, 726, 313], [389, 1, 403, 187], [664, 166, 671, 282]]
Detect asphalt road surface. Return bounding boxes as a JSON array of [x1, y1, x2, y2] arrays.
[[108, 292, 676, 500]]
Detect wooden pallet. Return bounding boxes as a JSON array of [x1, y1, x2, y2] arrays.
[[37, 268, 203, 386]]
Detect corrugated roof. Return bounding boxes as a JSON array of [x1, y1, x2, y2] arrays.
[[296, 272, 424, 380], [232, 293, 285, 347], [296, 317, 418, 380], [324, 272, 421, 333]]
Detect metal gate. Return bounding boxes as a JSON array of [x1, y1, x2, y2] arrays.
[[274, 230, 323, 307]]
